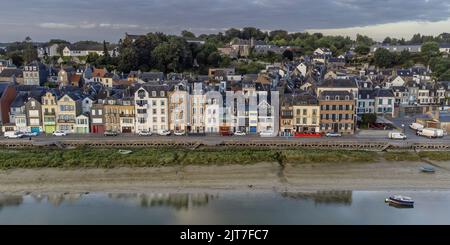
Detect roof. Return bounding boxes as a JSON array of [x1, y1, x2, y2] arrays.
[[11, 93, 28, 108], [0, 68, 23, 78], [291, 92, 319, 105], [319, 90, 354, 100], [140, 72, 164, 82], [92, 68, 107, 78], [138, 84, 170, 95], [373, 89, 394, 97], [358, 89, 375, 100], [318, 79, 357, 88]]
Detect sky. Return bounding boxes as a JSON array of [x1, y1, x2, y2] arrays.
[[0, 0, 449, 43]]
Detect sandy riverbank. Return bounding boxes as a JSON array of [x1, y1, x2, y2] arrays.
[[1, 160, 450, 195]]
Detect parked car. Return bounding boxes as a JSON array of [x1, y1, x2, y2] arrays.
[[4, 131, 24, 139], [52, 131, 67, 137], [234, 131, 246, 136], [325, 132, 342, 137], [23, 131, 39, 137], [158, 130, 171, 136], [388, 132, 407, 140], [104, 130, 119, 136], [174, 130, 185, 136], [138, 130, 152, 136], [259, 131, 275, 137]]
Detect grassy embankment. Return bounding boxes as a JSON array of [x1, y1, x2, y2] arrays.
[[0, 148, 449, 169]]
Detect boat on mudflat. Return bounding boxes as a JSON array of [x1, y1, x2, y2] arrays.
[[385, 195, 414, 207]]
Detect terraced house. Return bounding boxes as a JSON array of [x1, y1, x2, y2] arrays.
[[134, 85, 169, 133], [25, 96, 43, 133], [57, 94, 81, 133], [319, 91, 355, 134], [41, 91, 59, 133]]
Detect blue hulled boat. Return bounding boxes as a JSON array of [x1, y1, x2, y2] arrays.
[[385, 195, 414, 207]]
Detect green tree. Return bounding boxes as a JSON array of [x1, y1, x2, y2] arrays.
[[181, 30, 196, 39], [421, 41, 440, 63], [373, 48, 394, 68], [355, 45, 370, 55], [361, 114, 377, 128]]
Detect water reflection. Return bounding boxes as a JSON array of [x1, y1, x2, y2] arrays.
[[281, 190, 353, 205], [30, 193, 83, 206], [108, 193, 217, 210], [0, 195, 23, 209]]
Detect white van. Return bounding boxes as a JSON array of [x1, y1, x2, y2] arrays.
[[4, 131, 24, 139], [388, 132, 407, 140], [417, 128, 444, 138], [409, 123, 424, 131]]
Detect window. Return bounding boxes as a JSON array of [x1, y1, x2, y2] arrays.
[[160, 100, 165, 106], [379, 99, 383, 104], [138, 118, 146, 124], [161, 109, 165, 114], [296, 109, 301, 115], [152, 109, 157, 114], [161, 117, 165, 123], [303, 109, 307, 115], [160, 91, 165, 97], [388, 99, 392, 105], [92, 110, 96, 116], [153, 117, 157, 123], [152, 91, 156, 97], [152, 100, 156, 106], [302, 118, 307, 124]]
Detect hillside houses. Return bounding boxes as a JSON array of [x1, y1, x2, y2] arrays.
[[0, 47, 449, 136]]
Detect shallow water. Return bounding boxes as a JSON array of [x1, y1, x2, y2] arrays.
[[0, 190, 449, 224]]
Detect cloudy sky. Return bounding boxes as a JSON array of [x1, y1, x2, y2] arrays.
[[0, 0, 449, 42]]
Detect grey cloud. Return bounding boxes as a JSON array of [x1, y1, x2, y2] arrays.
[[0, 0, 449, 42]]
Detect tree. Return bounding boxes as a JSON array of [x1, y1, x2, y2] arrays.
[[282, 49, 294, 61], [355, 45, 370, 55], [181, 30, 196, 39], [421, 41, 440, 63], [373, 48, 394, 68], [382, 37, 392, 45], [439, 69, 450, 81], [356, 34, 374, 46], [361, 113, 377, 128]]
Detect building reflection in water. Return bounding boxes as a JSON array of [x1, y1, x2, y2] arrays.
[[108, 193, 216, 210], [281, 190, 353, 205], [30, 193, 84, 207], [0, 195, 23, 209]]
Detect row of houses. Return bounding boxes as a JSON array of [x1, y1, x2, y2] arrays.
[[2, 75, 446, 136]]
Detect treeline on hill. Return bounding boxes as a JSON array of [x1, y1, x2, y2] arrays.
[[1, 28, 449, 78]]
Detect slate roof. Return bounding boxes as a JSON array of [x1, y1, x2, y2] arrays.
[[319, 90, 354, 100], [318, 79, 357, 88]]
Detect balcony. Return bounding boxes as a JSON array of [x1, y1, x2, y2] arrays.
[[58, 119, 76, 123]]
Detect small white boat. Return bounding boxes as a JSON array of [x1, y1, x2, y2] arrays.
[[385, 195, 414, 207], [420, 166, 435, 173], [118, 149, 133, 155]]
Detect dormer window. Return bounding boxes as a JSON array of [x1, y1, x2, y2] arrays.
[[325, 96, 330, 101], [137, 90, 146, 99], [152, 91, 156, 97], [345, 96, 350, 100], [160, 91, 165, 97], [335, 96, 340, 100]]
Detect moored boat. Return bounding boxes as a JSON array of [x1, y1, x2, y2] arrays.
[[420, 166, 435, 173], [385, 195, 414, 207]]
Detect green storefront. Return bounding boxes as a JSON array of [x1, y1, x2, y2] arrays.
[[44, 125, 56, 134]]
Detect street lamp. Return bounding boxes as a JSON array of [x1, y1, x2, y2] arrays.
[[401, 124, 405, 133]]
